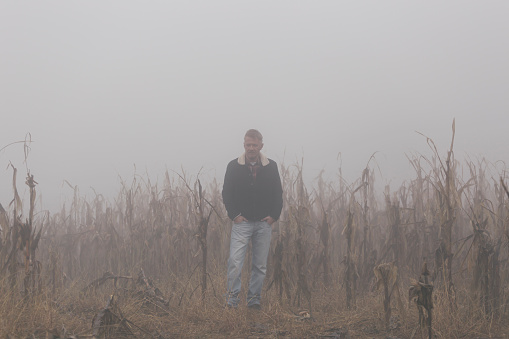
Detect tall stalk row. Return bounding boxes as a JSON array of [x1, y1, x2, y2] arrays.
[[1, 129, 509, 336]]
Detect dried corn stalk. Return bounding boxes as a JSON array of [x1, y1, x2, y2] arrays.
[[374, 262, 402, 330], [343, 209, 357, 309], [409, 262, 433, 339], [420, 120, 458, 304]]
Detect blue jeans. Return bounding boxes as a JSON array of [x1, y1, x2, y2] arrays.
[[226, 220, 272, 307]]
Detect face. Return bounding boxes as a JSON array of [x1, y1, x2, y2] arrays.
[[244, 136, 263, 162]]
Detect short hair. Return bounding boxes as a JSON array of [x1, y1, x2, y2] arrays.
[[245, 129, 263, 141]]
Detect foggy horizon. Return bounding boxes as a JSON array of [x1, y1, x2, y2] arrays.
[[2, 2, 508, 213]]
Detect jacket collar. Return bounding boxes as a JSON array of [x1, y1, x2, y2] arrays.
[[238, 152, 269, 166]]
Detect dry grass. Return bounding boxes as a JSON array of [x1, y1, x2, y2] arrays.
[[0, 269, 508, 338]]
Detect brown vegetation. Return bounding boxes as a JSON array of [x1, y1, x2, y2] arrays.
[[1, 126, 509, 338]]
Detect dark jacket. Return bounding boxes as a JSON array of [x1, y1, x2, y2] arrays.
[[222, 153, 283, 222]]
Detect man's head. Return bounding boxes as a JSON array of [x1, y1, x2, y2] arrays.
[[244, 129, 264, 163]]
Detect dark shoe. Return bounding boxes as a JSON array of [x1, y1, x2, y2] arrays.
[[248, 304, 261, 310]]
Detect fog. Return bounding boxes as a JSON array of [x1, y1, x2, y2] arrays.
[[1, 2, 508, 213]]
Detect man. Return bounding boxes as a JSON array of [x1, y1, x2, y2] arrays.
[[222, 129, 283, 309]]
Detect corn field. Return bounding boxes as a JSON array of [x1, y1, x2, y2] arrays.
[[1, 131, 509, 338]]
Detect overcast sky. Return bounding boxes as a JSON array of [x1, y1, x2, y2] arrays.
[[1, 2, 508, 213]]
